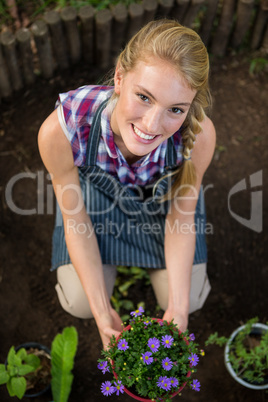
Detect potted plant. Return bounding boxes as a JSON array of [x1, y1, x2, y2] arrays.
[[0, 342, 51, 399], [98, 307, 203, 401], [0, 326, 78, 401], [205, 317, 268, 390]]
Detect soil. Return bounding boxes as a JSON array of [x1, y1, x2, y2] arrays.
[[0, 52, 267, 402], [24, 347, 51, 396]]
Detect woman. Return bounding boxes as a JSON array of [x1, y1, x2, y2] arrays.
[[38, 19, 216, 348]]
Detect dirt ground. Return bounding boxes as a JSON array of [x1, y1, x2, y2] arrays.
[[0, 52, 267, 402]]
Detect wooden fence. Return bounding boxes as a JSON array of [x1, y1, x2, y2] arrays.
[[0, 0, 267, 99]]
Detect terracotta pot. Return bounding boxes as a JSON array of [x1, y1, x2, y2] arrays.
[[224, 323, 268, 390], [112, 318, 192, 401]]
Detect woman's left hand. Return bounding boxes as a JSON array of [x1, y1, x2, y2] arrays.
[[163, 309, 188, 333]]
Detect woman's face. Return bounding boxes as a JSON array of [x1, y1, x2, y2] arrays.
[[110, 57, 196, 164]]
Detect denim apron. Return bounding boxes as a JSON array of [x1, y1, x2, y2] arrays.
[[51, 99, 207, 271]]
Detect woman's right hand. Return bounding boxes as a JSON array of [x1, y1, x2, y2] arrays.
[[96, 309, 123, 350]]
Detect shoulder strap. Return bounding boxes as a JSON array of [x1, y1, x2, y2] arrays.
[[165, 136, 178, 169], [85, 98, 110, 165]]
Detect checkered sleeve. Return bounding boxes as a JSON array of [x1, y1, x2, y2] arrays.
[[56, 85, 112, 166]]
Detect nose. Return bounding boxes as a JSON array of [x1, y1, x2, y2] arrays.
[[143, 106, 163, 134]]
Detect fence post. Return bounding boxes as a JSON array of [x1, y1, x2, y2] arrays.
[[211, 0, 236, 56], [157, 0, 174, 18], [183, 0, 205, 28], [78, 5, 95, 64], [44, 10, 69, 70], [15, 28, 35, 85], [232, 0, 255, 48], [142, 0, 158, 25], [0, 29, 23, 91], [251, 0, 268, 50], [261, 22, 268, 51], [110, 3, 128, 63], [61, 6, 81, 65], [171, 0, 190, 23], [0, 44, 12, 98], [127, 3, 144, 40], [95, 9, 113, 70], [199, 0, 219, 46], [31, 19, 54, 79]]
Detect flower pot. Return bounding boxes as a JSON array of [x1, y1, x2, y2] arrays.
[[114, 372, 191, 402], [112, 318, 192, 401], [224, 323, 268, 390], [15, 342, 51, 398]]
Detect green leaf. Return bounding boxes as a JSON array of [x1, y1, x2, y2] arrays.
[[116, 266, 129, 274], [10, 376, 27, 399], [16, 348, 27, 360], [121, 314, 131, 322], [118, 279, 135, 294], [24, 354, 41, 370], [6, 379, 16, 397], [120, 299, 134, 311], [0, 367, 9, 385], [9, 366, 18, 377], [17, 364, 36, 376], [51, 327, 78, 402], [7, 346, 21, 366]]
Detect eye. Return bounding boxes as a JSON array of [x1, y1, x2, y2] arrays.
[[137, 93, 150, 102], [170, 107, 183, 115]]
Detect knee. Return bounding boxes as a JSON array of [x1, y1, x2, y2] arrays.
[[55, 264, 93, 319], [189, 263, 211, 314]]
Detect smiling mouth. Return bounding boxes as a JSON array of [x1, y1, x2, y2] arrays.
[[133, 125, 156, 140]]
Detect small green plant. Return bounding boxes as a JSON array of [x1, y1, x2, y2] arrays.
[[0, 346, 41, 399], [206, 317, 268, 385], [98, 307, 203, 399]]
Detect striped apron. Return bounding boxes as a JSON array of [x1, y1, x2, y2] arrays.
[[51, 100, 207, 271]]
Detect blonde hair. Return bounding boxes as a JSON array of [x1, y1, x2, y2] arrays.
[[110, 19, 211, 200]]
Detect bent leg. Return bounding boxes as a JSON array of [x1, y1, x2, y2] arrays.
[[148, 263, 211, 314], [55, 263, 117, 319]]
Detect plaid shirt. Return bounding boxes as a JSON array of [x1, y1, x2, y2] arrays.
[[56, 85, 183, 187]]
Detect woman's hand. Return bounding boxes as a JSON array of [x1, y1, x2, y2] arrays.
[[96, 309, 123, 349], [163, 309, 188, 333]]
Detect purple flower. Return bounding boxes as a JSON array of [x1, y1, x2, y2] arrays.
[[157, 376, 171, 391], [97, 360, 110, 374], [130, 306, 144, 317], [118, 339, 129, 351], [161, 335, 174, 348], [188, 353, 199, 367], [170, 377, 179, 388], [189, 333, 195, 341], [148, 337, 160, 352], [100, 381, 115, 396], [113, 380, 124, 395], [162, 357, 173, 371], [191, 379, 201, 391], [144, 320, 152, 326], [142, 351, 153, 365]]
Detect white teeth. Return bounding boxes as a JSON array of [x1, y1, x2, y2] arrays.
[[133, 125, 155, 140]]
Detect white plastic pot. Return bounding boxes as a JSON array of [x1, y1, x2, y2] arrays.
[[224, 323, 268, 390]]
